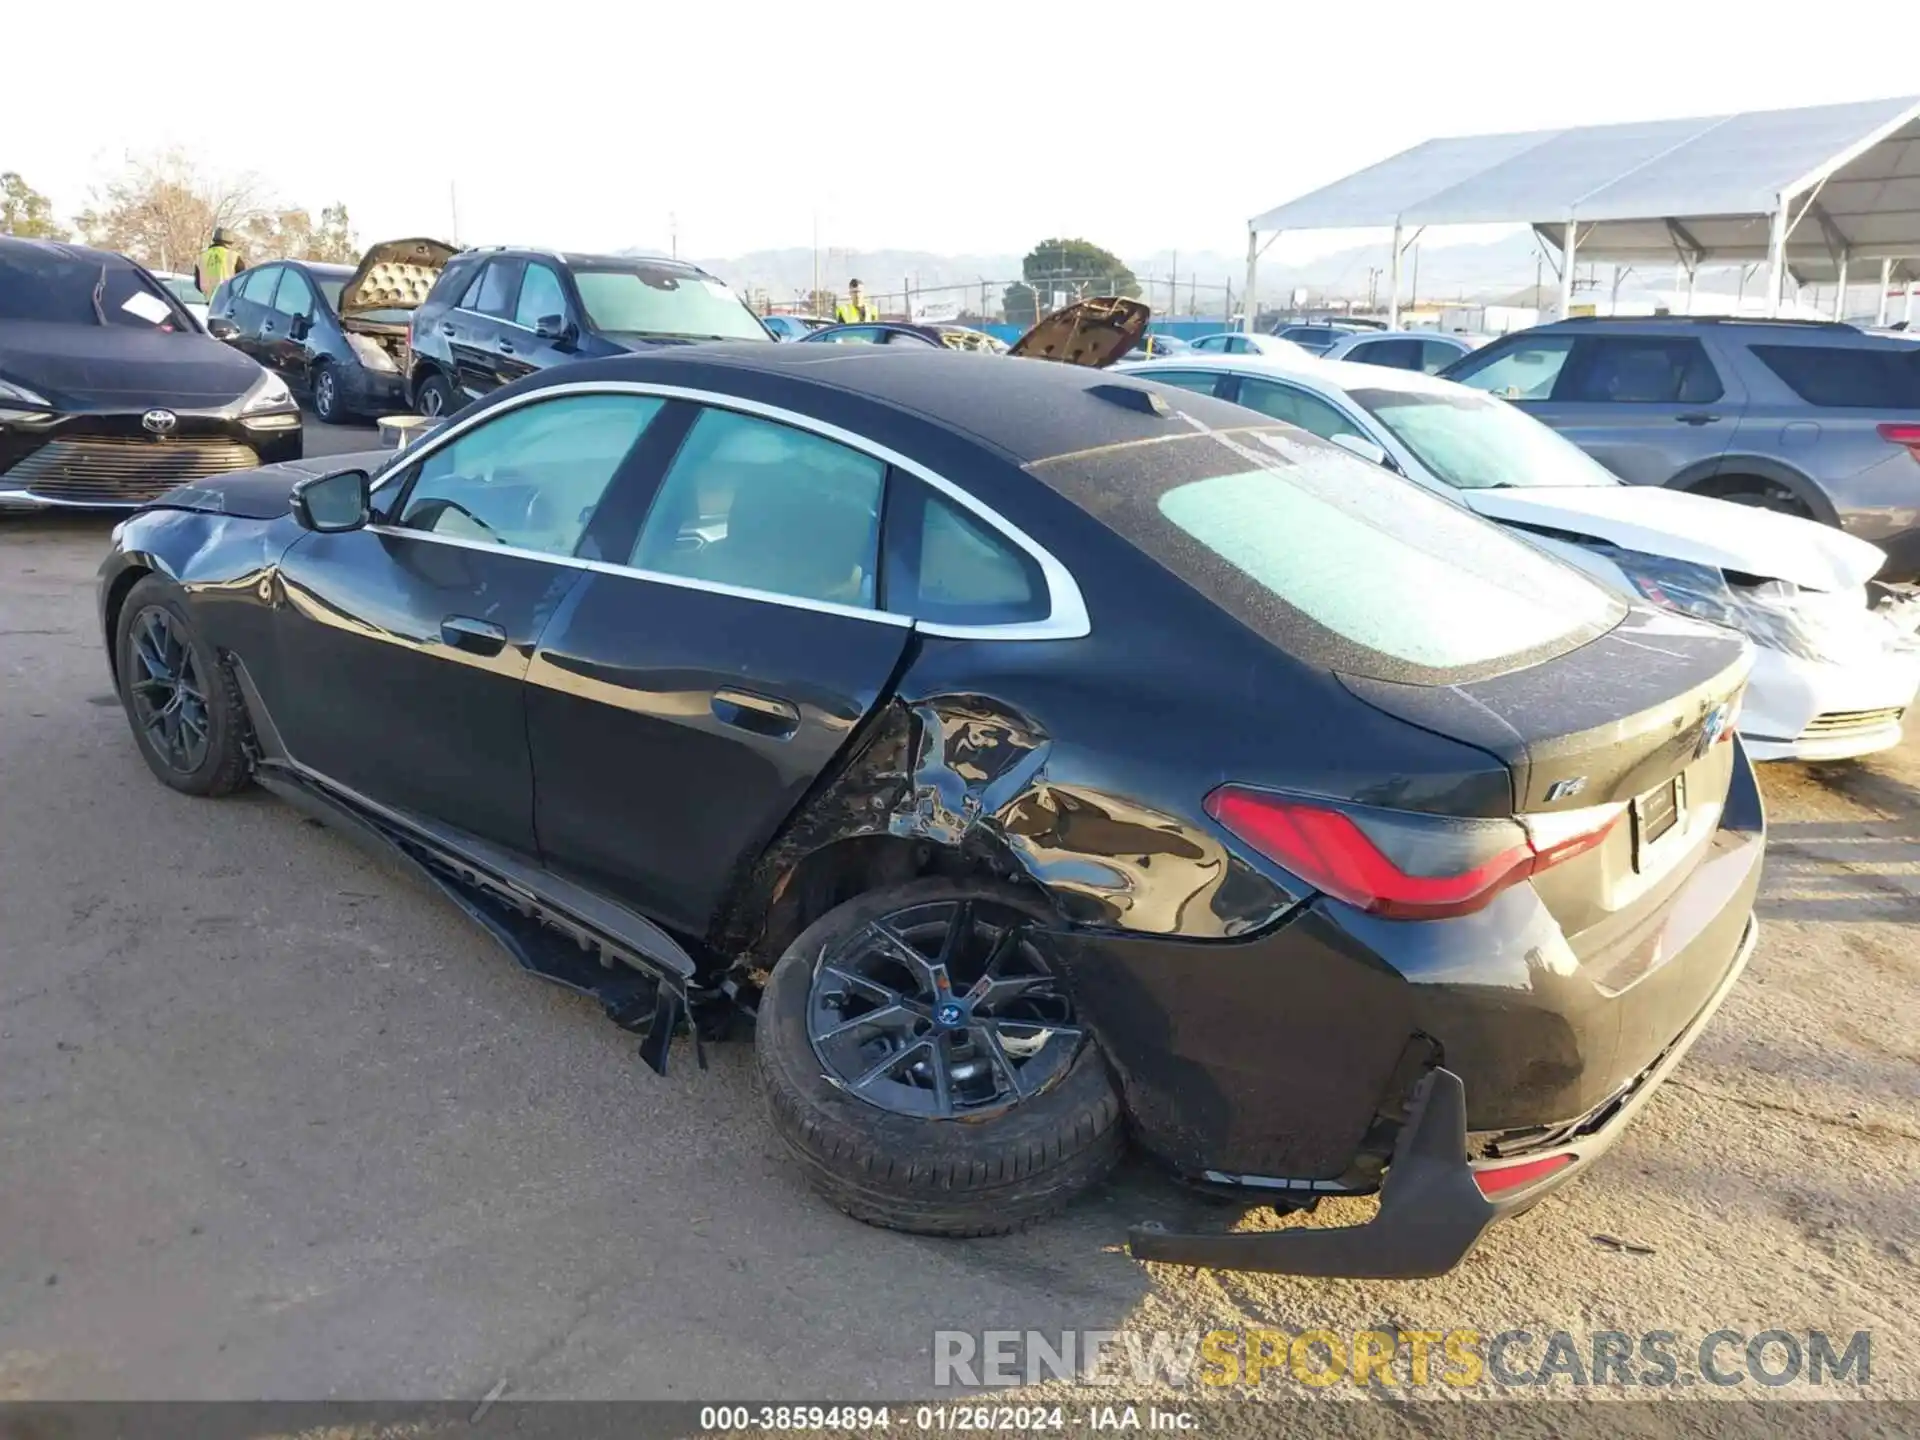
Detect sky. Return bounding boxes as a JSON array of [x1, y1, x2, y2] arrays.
[[6, 0, 1915, 266]]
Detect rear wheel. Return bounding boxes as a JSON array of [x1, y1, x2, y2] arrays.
[[414, 370, 455, 418], [114, 576, 251, 797], [1694, 475, 1815, 520], [311, 361, 348, 423], [755, 878, 1123, 1237]]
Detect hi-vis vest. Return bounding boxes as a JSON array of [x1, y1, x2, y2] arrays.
[[834, 296, 877, 323], [199, 243, 237, 293]]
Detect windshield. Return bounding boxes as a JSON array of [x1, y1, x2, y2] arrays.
[[1353, 387, 1619, 490], [161, 275, 207, 305], [0, 248, 188, 329], [571, 265, 769, 340], [1031, 417, 1622, 684]]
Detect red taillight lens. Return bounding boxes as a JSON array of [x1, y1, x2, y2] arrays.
[[1205, 787, 1624, 921], [1877, 423, 1920, 462]]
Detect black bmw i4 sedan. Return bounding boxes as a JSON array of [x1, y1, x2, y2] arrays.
[[97, 341, 1763, 1276]]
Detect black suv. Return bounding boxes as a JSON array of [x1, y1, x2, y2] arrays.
[[406, 248, 773, 416]]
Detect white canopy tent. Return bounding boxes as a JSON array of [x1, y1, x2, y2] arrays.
[[1244, 95, 1920, 329]]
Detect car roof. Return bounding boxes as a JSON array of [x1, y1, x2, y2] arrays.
[[1120, 349, 1467, 399], [0, 235, 140, 268], [463, 246, 710, 275], [275, 260, 353, 278], [532, 342, 1271, 466]]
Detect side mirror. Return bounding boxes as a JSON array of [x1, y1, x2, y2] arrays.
[[1329, 432, 1392, 469], [289, 314, 312, 341], [290, 468, 371, 533], [535, 314, 576, 348], [207, 316, 240, 341]]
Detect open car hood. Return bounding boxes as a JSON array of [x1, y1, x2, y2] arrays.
[[1007, 297, 1149, 368], [1462, 484, 1886, 591], [339, 237, 456, 319]]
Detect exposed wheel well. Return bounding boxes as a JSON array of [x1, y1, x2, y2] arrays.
[[101, 565, 152, 684], [1684, 472, 1817, 519], [745, 835, 1047, 981]]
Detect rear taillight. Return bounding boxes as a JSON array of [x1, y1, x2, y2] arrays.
[[1204, 787, 1624, 921], [1877, 423, 1920, 463]]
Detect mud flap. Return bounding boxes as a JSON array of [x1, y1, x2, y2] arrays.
[[1127, 1068, 1496, 1278]]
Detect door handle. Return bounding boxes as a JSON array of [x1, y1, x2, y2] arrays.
[[711, 687, 800, 739], [440, 615, 507, 657], [1675, 412, 1721, 425], [440, 323, 457, 337], [498, 339, 515, 354], [262, 320, 276, 333]]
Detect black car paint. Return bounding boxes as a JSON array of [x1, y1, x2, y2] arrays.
[[208, 260, 406, 418], [98, 345, 1763, 1240], [0, 238, 300, 508], [405, 249, 774, 412]]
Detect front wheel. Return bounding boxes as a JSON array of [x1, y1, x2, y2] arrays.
[[755, 877, 1123, 1237], [115, 575, 252, 798]]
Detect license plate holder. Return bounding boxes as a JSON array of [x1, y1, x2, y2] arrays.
[[1630, 774, 1685, 870]]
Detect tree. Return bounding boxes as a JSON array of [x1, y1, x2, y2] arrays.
[[1020, 237, 1140, 309], [75, 149, 269, 273], [235, 202, 357, 264], [1, 172, 67, 240], [1002, 281, 1039, 329]]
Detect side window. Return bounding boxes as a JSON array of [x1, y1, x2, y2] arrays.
[[883, 480, 1046, 625], [820, 326, 882, 344], [272, 267, 315, 319], [241, 267, 277, 306], [514, 263, 568, 329], [1420, 340, 1463, 373], [1751, 344, 1920, 408], [1445, 334, 1575, 400], [393, 394, 662, 556], [456, 264, 488, 311], [1563, 337, 1724, 404], [1234, 378, 1364, 442], [629, 407, 884, 608], [1224, 337, 1253, 354], [1143, 370, 1225, 397], [1190, 336, 1224, 352], [1352, 338, 1421, 370], [473, 260, 522, 319]]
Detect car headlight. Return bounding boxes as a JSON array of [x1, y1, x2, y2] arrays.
[[241, 371, 294, 415], [0, 376, 54, 424], [345, 333, 399, 374], [1600, 544, 1906, 664]]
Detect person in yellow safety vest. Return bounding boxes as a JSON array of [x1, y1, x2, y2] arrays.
[[834, 279, 877, 324], [195, 228, 243, 300]]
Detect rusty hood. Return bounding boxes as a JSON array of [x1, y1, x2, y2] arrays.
[[1007, 296, 1150, 368], [339, 237, 456, 319]]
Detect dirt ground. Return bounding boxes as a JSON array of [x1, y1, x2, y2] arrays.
[[2, 471, 1915, 1420]]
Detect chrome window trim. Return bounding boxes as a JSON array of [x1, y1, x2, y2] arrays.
[[367, 378, 1090, 641]]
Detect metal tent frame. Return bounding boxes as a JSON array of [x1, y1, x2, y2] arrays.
[[1243, 95, 1920, 330]]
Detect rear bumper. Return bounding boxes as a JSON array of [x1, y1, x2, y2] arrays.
[[1131, 912, 1756, 1277]]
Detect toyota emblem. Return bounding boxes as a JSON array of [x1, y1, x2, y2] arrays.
[[142, 409, 178, 436]]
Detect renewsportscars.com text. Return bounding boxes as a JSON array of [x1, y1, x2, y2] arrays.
[[932, 1328, 1872, 1391]]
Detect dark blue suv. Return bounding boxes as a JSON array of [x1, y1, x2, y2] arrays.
[[404, 247, 774, 416]]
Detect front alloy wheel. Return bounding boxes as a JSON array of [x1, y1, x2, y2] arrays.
[[127, 605, 211, 774]]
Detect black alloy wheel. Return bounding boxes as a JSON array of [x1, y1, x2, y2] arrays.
[[806, 896, 1082, 1119], [127, 604, 212, 775]]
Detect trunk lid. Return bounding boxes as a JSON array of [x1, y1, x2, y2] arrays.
[[1008, 296, 1149, 368], [338, 237, 456, 321]]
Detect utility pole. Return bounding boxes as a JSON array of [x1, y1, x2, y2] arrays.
[[811, 214, 820, 316], [449, 181, 459, 246], [670, 213, 678, 260]]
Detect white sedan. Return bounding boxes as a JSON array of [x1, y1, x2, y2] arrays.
[[1185, 332, 1310, 358], [1120, 351, 1920, 762]]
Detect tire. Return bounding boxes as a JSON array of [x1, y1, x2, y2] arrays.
[[310, 361, 348, 424], [114, 575, 251, 798], [755, 877, 1123, 1237], [1696, 476, 1814, 520], [414, 370, 455, 419]]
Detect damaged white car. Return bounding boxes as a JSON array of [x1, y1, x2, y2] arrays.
[[1121, 353, 1920, 762]]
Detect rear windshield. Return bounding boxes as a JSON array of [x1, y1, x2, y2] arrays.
[[1750, 343, 1920, 409], [570, 264, 770, 341], [1032, 419, 1624, 684], [0, 248, 188, 329]]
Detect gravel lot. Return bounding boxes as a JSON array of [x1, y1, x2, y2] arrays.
[[2, 416, 1916, 1410]]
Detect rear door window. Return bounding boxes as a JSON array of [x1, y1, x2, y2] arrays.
[[272, 267, 315, 319], [1348, 338, 1422, 370], [1141, 370, 1227, 397], [1419, 339, 1463, 373], [473, 260, 523, 320], [1562, 336, 1723, 403], [1030, 425, 1622, 684], [1750, 343, 1920, 408], [881, 479, 1046, 625], [1445, 334, 1574, 399]]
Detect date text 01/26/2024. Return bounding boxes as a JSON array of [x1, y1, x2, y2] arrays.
[[698, 1405, 1199, 1431]]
